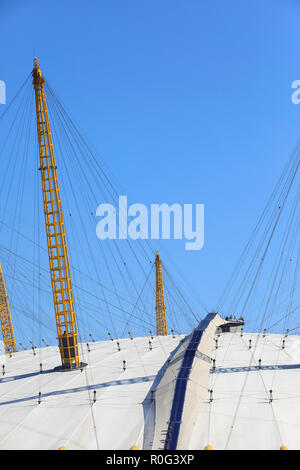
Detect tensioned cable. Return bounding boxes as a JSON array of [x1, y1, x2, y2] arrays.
[[44, 77, 204, 332], [0, 220, 158, 318], [224, 159, 299, 448], [0, 73, 32, 122], [45, 85, 154, 340], [216, 147, 300, 315]]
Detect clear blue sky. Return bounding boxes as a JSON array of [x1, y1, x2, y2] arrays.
[[0, 0, 299, 342]]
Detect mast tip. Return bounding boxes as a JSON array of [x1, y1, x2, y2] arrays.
[[33, 57, 40, 68]]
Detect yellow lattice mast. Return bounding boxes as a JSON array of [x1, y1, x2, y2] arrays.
[[0, 265, 17, 354], [32, 58, 80, 369], [155, 251, 167, 336]]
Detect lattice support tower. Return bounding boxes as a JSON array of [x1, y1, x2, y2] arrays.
[[32, 58, 80, 369], [155, 251, 168, 336], [0, 265, 17, 354]]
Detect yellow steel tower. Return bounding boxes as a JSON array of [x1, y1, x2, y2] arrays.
[[0, 265, 17, 354], [155, 251, 168, 336], [32, 58, 80, 369]]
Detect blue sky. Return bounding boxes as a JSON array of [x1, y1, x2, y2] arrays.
[[0, 0, 299, 341]]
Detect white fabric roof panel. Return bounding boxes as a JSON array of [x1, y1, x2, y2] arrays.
[[0, 331, 299, 450], [0, 335, 185, 450], [189, 332, 300, 450]]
